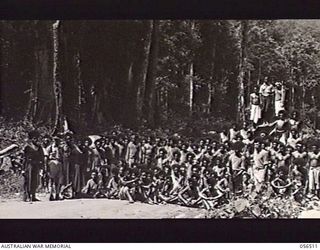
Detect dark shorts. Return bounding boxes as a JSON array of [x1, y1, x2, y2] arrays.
[[48, 160, 63, 184]]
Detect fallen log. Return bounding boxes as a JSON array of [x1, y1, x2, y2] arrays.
[[0, 144, 19, 158]]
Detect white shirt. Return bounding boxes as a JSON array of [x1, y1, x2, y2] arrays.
[[259, 83, 274, 97]]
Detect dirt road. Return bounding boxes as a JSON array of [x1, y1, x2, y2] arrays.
[[0, 195, 207, 219]]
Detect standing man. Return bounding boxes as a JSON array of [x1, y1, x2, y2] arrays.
[[61, 133, 73, 186], [268, 110, 289, 145], [40, 135, 51, 191], [71, 138, 85, 198], [125, 135, 139, 168], [292, 142, 308, 191], [139, 137, 153, 164], [259, 77, 274, 122], [106, 136, 120, 165], [249, 86, 262, 126], [47, 136, 63, 200], [227, 142, 246, 194], [274, 82, 286, 117], [22, 131, 44, 202], [308, 143, 320, 197], [252, 139, 270, 192]]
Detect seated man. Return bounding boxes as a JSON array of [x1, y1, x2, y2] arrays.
[[178, 174, 202, 207], [290, 173, 304, 202], [106, 168, 120, 199], [271, 169, 291, 196], [241, 172, 254, 195], [215, 173, 231, 203], [119, 168, 139, 203], [81, 171, 100, 198], [198, 177, 225, 210], [157, 173, 179, 204], [136, 169, 154, 204]]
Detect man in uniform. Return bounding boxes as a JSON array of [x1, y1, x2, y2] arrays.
[[22, 131, 44, 202]]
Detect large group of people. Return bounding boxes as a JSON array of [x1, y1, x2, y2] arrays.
[[9, 106, 318, 210], [1, 77, 318, 210]]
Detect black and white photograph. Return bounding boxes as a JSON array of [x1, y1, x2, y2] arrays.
[[1, 19, 320, 220]]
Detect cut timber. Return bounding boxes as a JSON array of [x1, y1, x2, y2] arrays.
[[0, 144, 19, 158]]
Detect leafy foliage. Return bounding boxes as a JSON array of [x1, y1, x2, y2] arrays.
[[1, 20, 320, 129]]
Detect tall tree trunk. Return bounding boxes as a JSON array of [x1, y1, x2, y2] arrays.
[[127, 62, 133, 95], [25, 85, 34, 121], [312, 87, 317, 129], [257, 57, 261, 85], [37, 45, 54, 125], [75, 51, 84, 126], [189, 62, 194, 117], [301, 82, 306, 119], [291, 85, 295, 111], [189, 21, 196, 117], [32, 49, 40, 122], [90, 85, 97, 125], [247, 70, 251, 107], [76, 21, 88, 131], [207, 22, 217, 115], [143, 20, 160, 127], [237, 21, 248, 125], [207, 83, 212, 115], [125, 60, 136, 127], [290, 67, 295, 112], [165, 87, 168, 120], [136, 21, 153, 124], [128, 21, 152, 127], [157, 86, 168, 123], [52, 20, 62, 134]]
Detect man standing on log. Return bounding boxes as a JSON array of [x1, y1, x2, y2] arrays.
[[259, 77, 274, 122], [274, 81, 286, 117], [249, 86, 262, 126]]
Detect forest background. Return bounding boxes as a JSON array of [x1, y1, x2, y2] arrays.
[[1, 20, 320, 136]]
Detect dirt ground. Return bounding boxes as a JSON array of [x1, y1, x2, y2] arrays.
[[0, 194, 207, 219], [2, 195, 320, 218]]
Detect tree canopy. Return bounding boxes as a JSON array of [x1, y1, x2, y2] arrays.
[[1, 20, 320, 133]]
